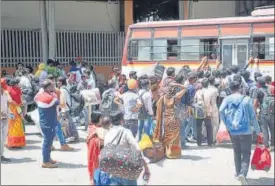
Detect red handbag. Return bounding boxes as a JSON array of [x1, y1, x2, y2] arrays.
[[251, 135, 271, 172]]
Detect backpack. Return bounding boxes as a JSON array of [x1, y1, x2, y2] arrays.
[[249, 85, 258, 98], [259, 88, 274, 116], [64, 86, 85, 117], [100, 89, 118, 115], [224, 96, 249, 133], [193, 91, 206, 119], [138, 90, 149, 120]]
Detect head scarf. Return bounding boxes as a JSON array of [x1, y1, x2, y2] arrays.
[[127, 79, 138, 90], [35, 63, 46, 77]]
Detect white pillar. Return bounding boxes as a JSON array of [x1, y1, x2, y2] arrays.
[[179, 0, 184, 20], [47, 1, 56, 60], [40, 0, 48, 62]]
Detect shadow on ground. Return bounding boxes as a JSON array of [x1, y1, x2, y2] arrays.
[[26, 139, 41, 145], [184, 145, 217, 151], [248, 177, 274, 185], [54, 148, 81, 152], [181, 154, 209, 161], [57, 162, 87, 169], [2, 157, 36, 164], [7, 145, 41, 151]]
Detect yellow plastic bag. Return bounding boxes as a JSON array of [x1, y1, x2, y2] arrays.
[[139, 134, 153, 151]]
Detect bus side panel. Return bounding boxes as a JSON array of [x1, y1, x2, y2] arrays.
[[220, 24, 250, 36], [253, 23, 275, 35]]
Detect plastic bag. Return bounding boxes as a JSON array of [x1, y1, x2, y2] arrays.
[[139, 134, 153, 151], [216, 121, 231, 144], [251, 135, 271, 172]]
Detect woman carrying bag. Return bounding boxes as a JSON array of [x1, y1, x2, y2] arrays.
[[99, 112, 150, 185]]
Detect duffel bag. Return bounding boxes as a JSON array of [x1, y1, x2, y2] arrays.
[[143, 142, 165, 163], [99, 129, 144, 180]]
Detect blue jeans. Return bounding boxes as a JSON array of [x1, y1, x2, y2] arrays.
[[56, 121, 66, 146], [41, 127, 56, 163], [82, 107, 89, 130], [180, 117, 189, 144], [110, 176, 137, 186], [124, 120, 138, 138], [138, 116, 153, 141], [183, 116, 195, 140]]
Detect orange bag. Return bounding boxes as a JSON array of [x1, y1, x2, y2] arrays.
[[251, 135, 271, 172], [216, 121, 231, 144]]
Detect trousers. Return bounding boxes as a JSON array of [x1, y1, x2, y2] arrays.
[[0, 119, 9, 157], [260, 114, 274, 147], [196, 117, 213, 146], [231, 134, 252, 177], [41, 127, 56, 163]]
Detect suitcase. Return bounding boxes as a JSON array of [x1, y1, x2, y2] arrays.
[[143, 142, 165, 163]]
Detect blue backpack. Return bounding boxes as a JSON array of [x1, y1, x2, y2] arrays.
[[224, 96, 249, 133]]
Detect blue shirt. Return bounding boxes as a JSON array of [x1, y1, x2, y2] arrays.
[[219, 93, 260, 136], [181, 84, 195, 105]]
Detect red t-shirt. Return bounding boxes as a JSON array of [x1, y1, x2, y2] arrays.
[[268, 85, 274, 96]]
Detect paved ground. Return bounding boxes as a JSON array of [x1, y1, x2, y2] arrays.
[[1, 125, 274, 185]]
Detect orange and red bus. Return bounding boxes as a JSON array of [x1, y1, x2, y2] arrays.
[[121, 7, 274, 80]]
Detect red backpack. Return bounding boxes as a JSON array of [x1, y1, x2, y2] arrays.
[[251, 135, 271, 172]]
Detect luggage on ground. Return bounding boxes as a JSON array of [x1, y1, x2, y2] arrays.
[[139, 134, 153, 151], [143, 142, 165, 163]]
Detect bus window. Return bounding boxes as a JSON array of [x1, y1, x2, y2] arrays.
[[252, 36, 274, 60], [180, 38, 218, 60], [128, 39, 151, 61], [180, 39, 200, 60], [152, 39, 167, 61], [167, 39, 178, 58], [152, 39, 178, 61]]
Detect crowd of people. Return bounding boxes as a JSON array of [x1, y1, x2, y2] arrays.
[[1, 56, 274, 185]]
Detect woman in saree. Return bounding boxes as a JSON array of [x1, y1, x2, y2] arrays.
[[5, 78, 26, 148], [153, 81, 186, 159]]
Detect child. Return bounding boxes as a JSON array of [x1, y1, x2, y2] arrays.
[[87, 111, 104, 185]]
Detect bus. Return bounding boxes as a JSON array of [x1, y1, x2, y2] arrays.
[[121, 6, 274, 80]]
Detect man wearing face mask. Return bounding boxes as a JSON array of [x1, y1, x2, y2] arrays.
[[34, 80, 60, 168]]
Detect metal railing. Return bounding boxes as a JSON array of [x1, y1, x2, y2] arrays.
[[1, 28, 125, 67]]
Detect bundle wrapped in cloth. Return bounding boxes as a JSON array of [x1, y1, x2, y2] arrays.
[[80, 88, 101, 106], [139, 134, 165, 163]]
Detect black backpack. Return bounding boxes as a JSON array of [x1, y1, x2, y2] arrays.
[[138, 91, 149, 120], [259, 88, 274, 116], [100, 89, 118, 115], [64, 86, 85, 116]]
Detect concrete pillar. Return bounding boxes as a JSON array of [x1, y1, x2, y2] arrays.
[[179, 0, 184, 20], [40, 0, 48, 62], [47, 1, 56, 59], [124, 0, 133, 32]]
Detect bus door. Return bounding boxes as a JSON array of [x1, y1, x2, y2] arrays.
[[221, 39, 249, 69]]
